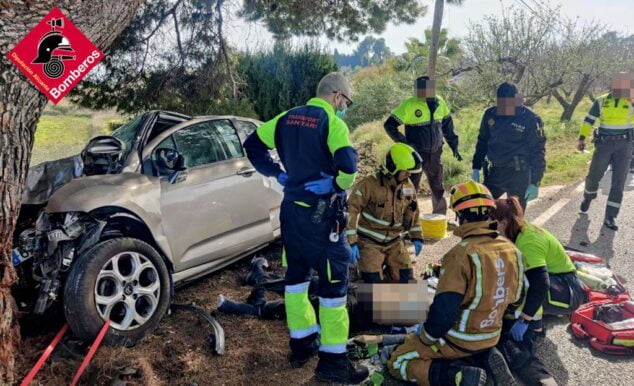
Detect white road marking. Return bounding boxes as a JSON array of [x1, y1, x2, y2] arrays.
[[532, 183, 583, 226], [575, 183, 584, 193]]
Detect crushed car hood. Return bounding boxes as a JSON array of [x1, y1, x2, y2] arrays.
[[22, 155, 84, 205]]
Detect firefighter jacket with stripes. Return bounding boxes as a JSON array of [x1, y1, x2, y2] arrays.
[[580, 93, 634, 138], [346, 172, 423, 246], [420, 221, 523, 352]]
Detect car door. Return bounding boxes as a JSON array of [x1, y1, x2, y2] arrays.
[[154, 119, 275, 272]]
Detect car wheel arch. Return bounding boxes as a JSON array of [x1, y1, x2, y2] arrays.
[[89, 206, 174, 273]]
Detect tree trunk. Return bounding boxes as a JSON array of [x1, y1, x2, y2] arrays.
[[553, 74, 592, 121], [428, 0, 444, 80], [0, 1, 142, 382]]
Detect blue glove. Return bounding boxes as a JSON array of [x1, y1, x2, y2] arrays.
[[277, 172, 288, 186], [413, 240, 424, 256], [350, 244, 360, 264], [471, 169, 480, 182], [524, 184, 539, 202], [510, 320, 529, 342], [304, 172, 335, 195]]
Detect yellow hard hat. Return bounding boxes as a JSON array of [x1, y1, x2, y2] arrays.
[[450, 180, 496, 212], [382, 143, 422, 175]]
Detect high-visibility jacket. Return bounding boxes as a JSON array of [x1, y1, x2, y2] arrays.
[[421, 221, 523, 352], [580, 93, 634, 138], [346, 172, 423, 245]]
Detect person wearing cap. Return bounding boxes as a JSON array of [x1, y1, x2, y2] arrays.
[[387, 180, 522, 386], [244, 72, 368, 383], [384, 76, 461, 215], [346, 143, 425, 283], [578, 72, 634, 231], [471, 82, 546, 211]]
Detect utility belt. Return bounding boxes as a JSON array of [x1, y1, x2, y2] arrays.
[[593, 129, 634, 143], [484, 156, 527, 175], [297, 192, 349, 242]]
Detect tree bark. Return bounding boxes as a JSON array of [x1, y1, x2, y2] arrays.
[[553, 73, 592, 121], [0, 1, 142, 382], [428, 0, 444, 80]]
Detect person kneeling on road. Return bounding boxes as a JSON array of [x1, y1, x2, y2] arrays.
[[489, 197, 586, 386], [386, 181, 523, 386], [347, 143, 425, 283]]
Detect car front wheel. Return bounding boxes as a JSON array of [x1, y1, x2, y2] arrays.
[[63, 238, 171, 346]]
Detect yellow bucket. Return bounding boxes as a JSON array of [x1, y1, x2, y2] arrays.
[[420, 214, 447, 240]]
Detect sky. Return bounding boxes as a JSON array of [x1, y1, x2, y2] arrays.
[[225, 0, 634, 55]]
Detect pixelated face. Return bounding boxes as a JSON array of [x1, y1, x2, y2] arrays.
[[497, 95, 521, 116], [357, 282, 429, 325], [416, 79, 435, 99], [611, 73, 633, 99]]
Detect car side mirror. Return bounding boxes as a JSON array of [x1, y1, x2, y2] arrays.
[[156, 148, 187, 184]]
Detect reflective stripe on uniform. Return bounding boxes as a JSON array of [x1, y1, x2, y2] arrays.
[[361, 211, 402, 227], [585, 189, 598, 195], [358, 225, 400, 243], [289, 325, 320, 339], [515, 248, 525, 303], [410, 226, 422, 232], [459, 253, 483, 332], [346, 229, 357, 235], [319, 296, 347, 308], [355, 189, 363, 196], [392, 351, 420, 381], [319, 343, 347, 354], [599, 123, 634, 130], [285, 282, 310, 293], [447, 328, 501, 342], [607, 201, 621, 208]]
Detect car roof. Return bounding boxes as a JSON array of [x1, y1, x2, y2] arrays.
[[149, 111, 262, 125]]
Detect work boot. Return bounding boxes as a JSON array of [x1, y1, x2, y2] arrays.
[[480, 347, 517, 386], [603, 217, 619, 231], [289, 333, 319, 368], [579, 198, 591, 214], [314, 352, 369, 384], [246, 285, 266, 306], [244, 256, 269, 286], [449, 364, 487, 386], [216, 295, 259, 316]]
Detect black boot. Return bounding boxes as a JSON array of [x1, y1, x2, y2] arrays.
[[247, 285, 267, 306], [289, 333, 319, 368], [244, 256, 269, 286], [314, 352, 369, 384], [479, 347, 517, 386], [579, 198, 592, 214], [216, 295, 259, 316], [604, 216, 619, 231], [259, 300, 286, 320], [429, 360, 487, 386]]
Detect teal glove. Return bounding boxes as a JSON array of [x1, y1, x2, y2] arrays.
[[304, 172, 334, 195], [471, 169, 480, 182], [350, 244, 361, 264], [413, 240, 424, 256], [510, 319, 529, 342], [525, 184, 539, 202]]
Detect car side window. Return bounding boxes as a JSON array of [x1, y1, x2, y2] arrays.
[[235, 120, 258, 137], [210, 120, 245, 159], [170, 122, 224, 168]]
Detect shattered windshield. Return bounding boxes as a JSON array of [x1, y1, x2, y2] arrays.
[[112, 113, 145, 161]]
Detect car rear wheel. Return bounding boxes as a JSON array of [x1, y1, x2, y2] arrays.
[[63, 238, 170, 346]]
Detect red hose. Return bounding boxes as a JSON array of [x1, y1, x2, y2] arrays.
[[20, 324, 69, 386], [70, 320, 110, 386]]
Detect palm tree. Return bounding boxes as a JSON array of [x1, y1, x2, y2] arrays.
[[428, 0, 464, 79]]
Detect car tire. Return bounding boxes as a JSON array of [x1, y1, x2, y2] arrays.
[[63, 238, 171, 347]]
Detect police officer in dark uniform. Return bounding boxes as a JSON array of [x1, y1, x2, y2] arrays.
[[384, 76, 461, 215], [471, 82, 546, 211]]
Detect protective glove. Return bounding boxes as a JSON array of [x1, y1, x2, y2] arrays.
[[510, 320, 529, 342], [277, 172, 288, 186], [304, 172, 334, 195], [413, 240, 424, 256], [524, 184, 539, 202], [452, 148, 463, 162], [471, 169, 480, 182], [350, 244, 361, 264]]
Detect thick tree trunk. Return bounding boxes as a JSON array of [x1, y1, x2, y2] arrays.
[[553, 74, 592, 121], [0, 1, 141, 382], [428, 0, 444, 79]]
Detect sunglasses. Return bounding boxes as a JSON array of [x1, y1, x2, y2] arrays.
[[333, 91, 353, 108]]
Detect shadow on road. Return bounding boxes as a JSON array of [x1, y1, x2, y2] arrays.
[[568, 216, 616, 263]]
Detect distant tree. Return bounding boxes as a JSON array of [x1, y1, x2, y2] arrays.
[[334, 37, 393, 69], [237, 42, 337, 120], [241, 0, 427, 41]]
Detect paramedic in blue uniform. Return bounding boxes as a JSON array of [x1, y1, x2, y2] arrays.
[[471, 82, 546, 211], [243, 72, 368, 384]]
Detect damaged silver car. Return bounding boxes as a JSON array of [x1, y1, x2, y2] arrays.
[[12, 111, 282, 346]]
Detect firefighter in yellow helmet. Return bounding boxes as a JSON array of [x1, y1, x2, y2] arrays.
[[346, 143, 424, 283], [387, 180, 523, 385]]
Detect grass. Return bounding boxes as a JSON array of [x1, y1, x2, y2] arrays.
[[350, 99, 594, 189], [31, 101, 124, 166]]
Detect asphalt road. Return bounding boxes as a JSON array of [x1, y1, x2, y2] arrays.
[[420, 170, 634, 385]]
